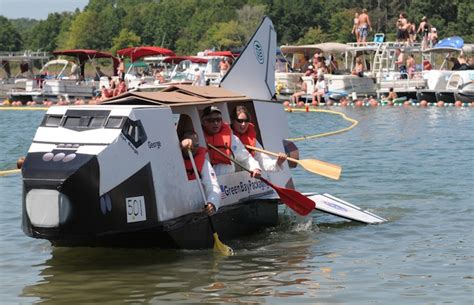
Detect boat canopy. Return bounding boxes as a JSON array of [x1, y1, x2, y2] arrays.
[[102, 84, 250, 106], [281, 43, 348, 55], [117, 46, 176, 62], [163, 56, 208, 64], [53, 49, 119, 77], [205, 51, 236, 58], [53, 49, 117, 62]]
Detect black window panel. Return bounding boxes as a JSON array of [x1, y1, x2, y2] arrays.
[[105, 117, 125, 129], [122, 119, 147, 148], [42, 115, 63, 127], [90, 116, 107, 128]]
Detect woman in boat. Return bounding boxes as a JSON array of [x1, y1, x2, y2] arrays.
[[230, 105, 287, 172]]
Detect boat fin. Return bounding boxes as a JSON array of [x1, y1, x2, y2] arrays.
[[220, 16, 276, 101]]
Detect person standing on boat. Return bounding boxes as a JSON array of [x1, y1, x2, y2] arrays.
[[357, 9, 372, 45], [70, 60, 79, 79], [417, 16, 431, 50], [117, 57, 125, 81], [395, 49, 407, 79], [201, 105, 262, 178], [180, 131, 221, 215], [406, 54, 416, 79], [219, 58, 230, 78], [230, 105, 287, 172], [192, 67, 206, 86], [352, 12, 360, 43]]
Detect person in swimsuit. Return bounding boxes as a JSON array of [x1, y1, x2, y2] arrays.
[[357, 9, 372, 45], [352, 12, 360, 43], [417, 16, 431, 50]]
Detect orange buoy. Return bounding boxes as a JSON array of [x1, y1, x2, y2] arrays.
[[369, 99, 378, 107], [283, 101, 290, 107], [297, 101, 305, 108], [403, 101, 410, 107], [355, 100, 363, 107], [454, 101, 462, 107], [340, 100, 348, 107], [420, 100, 428, 107], [437, 101, 445, 107]]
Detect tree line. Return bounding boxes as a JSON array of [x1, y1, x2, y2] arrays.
[[0, 0, 472, 54]]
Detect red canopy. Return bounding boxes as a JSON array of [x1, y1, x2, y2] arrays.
[[53, 49, 119, 76], [117, 46, 176, 62], [206, 51, 236, 58], [163, 56, 208, 64], [53, 49, 117, 62]]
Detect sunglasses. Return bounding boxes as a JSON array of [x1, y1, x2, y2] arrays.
[[235, 118, 249, 123], [205, 117, 222, 123]]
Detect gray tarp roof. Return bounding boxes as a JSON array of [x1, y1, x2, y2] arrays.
[[280, 43, 349, 55], [102, 85, 251, 107]]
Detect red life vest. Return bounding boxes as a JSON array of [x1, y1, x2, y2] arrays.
[[184, 147, 207, 180], [204, 123, 232, 165], [235, 123, 257, 156]]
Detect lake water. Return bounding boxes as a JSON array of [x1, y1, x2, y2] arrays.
[[0, 106, 473, 304]]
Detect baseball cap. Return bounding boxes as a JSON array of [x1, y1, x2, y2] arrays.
[[202, 105, 222, 117]]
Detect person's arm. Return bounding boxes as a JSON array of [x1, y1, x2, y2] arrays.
[[367, 15, 372, 31], [254, 142, 287, 172], [231, 135, 262, 177], [201, 160, 221, 211]]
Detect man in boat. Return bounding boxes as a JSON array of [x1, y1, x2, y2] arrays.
[[230, 105, 287, 171], [201, 105, 262, 178], [180, 131, 221, 215]]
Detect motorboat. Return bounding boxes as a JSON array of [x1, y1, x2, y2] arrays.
[[276, 42, 376, 101], [20, 17, 384, 248], [133, 56, 209, 92], [8, 49, 118, 103], [417, 38, 473, 103], [114, 46, 176, 90], [0, 50, 50, 97]]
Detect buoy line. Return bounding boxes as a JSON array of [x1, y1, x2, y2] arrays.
[[0, 106, 48, 111], [0, 169, 20, 176], [285, 108, 358, 142]]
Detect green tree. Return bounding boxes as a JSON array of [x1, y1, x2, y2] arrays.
[[0, 16, 23, 51], [110, 29, 141, 54], [24, 13, 72, 52], [297, 27, 331, 44]]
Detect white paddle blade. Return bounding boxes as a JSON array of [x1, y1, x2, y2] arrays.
[[310, 193, 387, 224]]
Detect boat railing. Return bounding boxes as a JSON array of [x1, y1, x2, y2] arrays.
[[346, 41, 422, 52], [0, 50, 50, 60]]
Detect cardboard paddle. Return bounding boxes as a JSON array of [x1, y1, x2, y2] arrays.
[[187, 150, 234, 256], [245, 145, 342, 180], [207, 144, 315, 216]]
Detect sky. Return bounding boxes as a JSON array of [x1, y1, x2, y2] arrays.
[[0, 0, 89, 20]]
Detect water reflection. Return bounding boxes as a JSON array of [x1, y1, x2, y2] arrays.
[[20, 217, 344, 304]]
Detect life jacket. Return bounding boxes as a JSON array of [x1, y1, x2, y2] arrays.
[[234, 123, 257, 156], [184, 147, 207, 180], [204, 123, 232, 165]]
